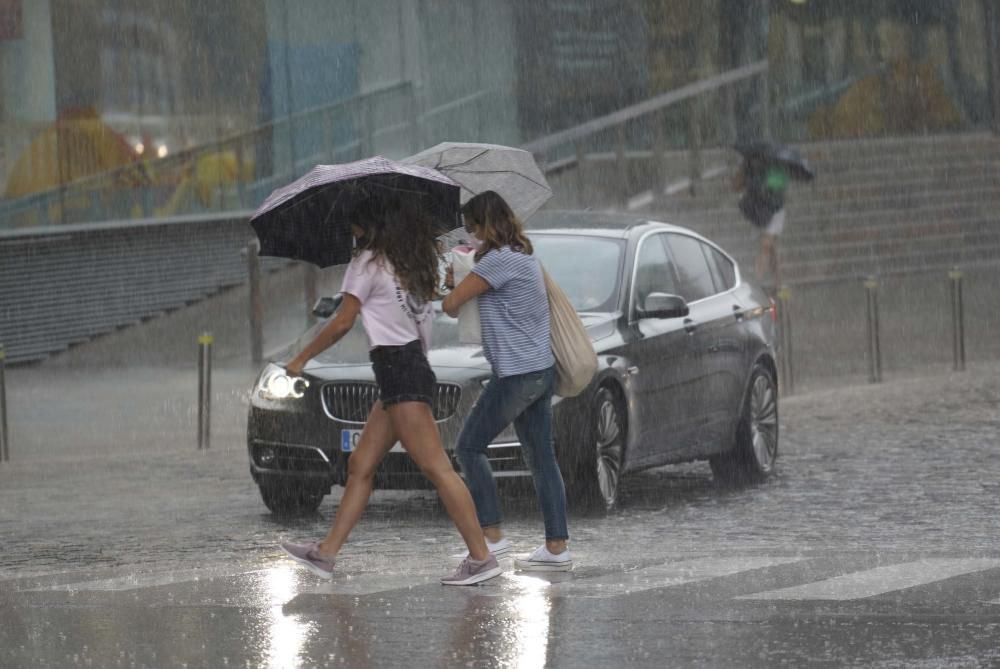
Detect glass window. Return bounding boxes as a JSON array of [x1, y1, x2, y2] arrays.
[[706, 246, 737, 292], [665, 234, 717, 302], [532, 235, 625, 312], [631, 234, 679, 310]]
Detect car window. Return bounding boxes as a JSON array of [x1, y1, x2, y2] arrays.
[[705, 245, 736, 291], [532, 235, 624, 312], [665, 234, 717, 302], [632, 233, 679, 311]]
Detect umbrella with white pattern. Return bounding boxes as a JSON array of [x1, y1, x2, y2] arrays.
[[403, 142, 552, 221]]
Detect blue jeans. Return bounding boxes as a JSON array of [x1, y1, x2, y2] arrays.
[[455, 366, 569, 541]]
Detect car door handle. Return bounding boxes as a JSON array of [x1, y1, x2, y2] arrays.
[[683, 318, 697, 334], [732, 305, 744, 321]]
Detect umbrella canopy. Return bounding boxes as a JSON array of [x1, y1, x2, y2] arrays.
[[402, 142, 552, 220], [250, 156, 461, 268], [734, 140, 815, 182]]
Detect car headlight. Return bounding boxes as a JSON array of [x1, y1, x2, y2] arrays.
[[255, 363, 310, 400]]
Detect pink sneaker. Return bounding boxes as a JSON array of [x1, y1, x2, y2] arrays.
[[440, 555, 502, 586], [280, 541, 336, 579]]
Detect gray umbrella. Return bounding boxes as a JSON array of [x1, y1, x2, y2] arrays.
[[403, 142, 553, 220]]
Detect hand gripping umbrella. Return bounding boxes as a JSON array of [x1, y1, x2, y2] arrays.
[[250, 156, 461, 267], [402, 142, 553, 221]]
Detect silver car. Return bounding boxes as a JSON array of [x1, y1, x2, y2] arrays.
[[246, 211, 780, 514]]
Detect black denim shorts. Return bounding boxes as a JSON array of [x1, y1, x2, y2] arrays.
[[369, 340, 436, 409]]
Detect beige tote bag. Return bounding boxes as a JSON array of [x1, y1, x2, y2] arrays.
[[543, 268, 597, 397]]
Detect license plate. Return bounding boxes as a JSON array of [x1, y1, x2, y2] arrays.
[[341, 429, 363, 452], [340, 429, 404, 453]]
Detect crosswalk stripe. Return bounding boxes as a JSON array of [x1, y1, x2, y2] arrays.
[[548, 556, 806, 599], [735, 558, 1000, 601], [24, 566, 269, 592]]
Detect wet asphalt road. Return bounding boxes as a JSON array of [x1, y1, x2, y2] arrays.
[[1, 362, 999, 667]]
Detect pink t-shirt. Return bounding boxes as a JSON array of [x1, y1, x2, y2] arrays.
[[341, 250, 433, 353]]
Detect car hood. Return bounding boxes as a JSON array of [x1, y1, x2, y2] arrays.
[[276, 311, 618, 374]]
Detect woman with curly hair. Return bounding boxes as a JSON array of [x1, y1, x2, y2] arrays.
[[280, 198, 500, 586], [443, 190, 571, 571]]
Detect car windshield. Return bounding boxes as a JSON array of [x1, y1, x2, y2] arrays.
[[532, 234, 624, 312], [306, 235, 623, 359]]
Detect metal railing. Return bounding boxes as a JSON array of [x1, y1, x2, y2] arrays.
[[522, 60, 769, 208], [1, 80, 501, 230]]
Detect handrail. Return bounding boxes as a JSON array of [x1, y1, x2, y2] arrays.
[[522, 60, 768, 155]]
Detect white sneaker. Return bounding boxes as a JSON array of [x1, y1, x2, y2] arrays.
[[452, 537, 514, 559], [452, 536, 514, 559], [514, 545, 573, 572], [486, 537, 514, 558]]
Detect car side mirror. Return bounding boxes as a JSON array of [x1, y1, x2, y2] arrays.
[[312, 294, 344, 319], [639, 292, 688, 319]]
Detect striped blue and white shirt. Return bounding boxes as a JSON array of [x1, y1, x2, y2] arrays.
[[473, 246, 554, 378]]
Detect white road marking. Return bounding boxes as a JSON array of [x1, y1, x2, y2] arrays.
[[24, 566, 268, 592], [549, 556, 805, 599], [736, 558, 1000, 601]]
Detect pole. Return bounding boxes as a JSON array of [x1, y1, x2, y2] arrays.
[[615, 125, 628, 208], [652, 111, 667, 208], [574, 142, 587, 208], [949, 268, 966, 371], [777, 287, 793, 395], [0, 344, 8, 462], [687, 98, 702, 195], [864, 277, 882, 383], [304, 264, 319, 328], [247, 240, 263, 365], [197, 333, 213, 450]]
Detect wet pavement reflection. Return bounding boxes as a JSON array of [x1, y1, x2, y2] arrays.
[[2, 363, 1000, 666]]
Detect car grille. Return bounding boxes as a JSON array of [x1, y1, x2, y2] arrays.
[[322, 382, 461, 422]]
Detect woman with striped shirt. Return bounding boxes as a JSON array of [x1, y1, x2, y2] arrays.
[[443, 191, 572, 571]]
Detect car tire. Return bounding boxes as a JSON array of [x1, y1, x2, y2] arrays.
[[710, 363, 779, 486], [258, 481, 325, 516], [571, 385, 626, 511]]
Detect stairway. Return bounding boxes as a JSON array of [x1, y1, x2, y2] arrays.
[[644, 132, 1000, 285]]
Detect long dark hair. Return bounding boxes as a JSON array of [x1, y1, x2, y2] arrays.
[[461, 191, 532, 260], [352, 197, 440, 302]]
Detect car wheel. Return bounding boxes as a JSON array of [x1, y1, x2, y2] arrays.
[[573, 385, 625, 511], [710, 363, 779, 485], [258, 481, 325, 516]]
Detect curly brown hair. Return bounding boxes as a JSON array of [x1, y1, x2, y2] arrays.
[[352, 197, 440, 302], [461, 191, 533, 260]]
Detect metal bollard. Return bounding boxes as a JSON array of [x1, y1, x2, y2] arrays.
[[949, 268, 966, 372], [304, 264, 319, 328], [777, 287, 794, 395], [864, 277, 882, 383], [197, 333, 213, 450], [247, 240, 263, 365], [0, 344, 8, 462]]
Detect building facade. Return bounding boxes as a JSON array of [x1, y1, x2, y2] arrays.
[[0, 0, 996, 227]]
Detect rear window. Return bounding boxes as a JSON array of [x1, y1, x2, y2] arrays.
[[665, 234, 717, 302], [706, 246, 736, 292]]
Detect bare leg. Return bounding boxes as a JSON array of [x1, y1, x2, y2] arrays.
[[483, 527, 504, 543], [387, 401, 491, 561], [771, 238, 782, 288], [756, 234, 778, 287], [316, 401, 396, 557]]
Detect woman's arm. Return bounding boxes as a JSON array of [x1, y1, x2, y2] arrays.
[[442, 272, 490, 317], [285, 293, 362, 375]]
